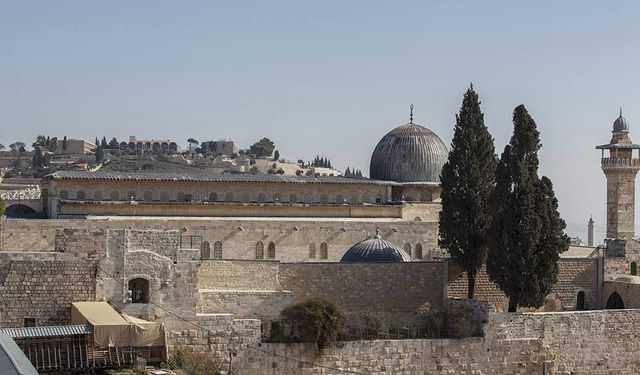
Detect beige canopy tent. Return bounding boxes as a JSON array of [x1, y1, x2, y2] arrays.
[[71, 301, 165, 348]]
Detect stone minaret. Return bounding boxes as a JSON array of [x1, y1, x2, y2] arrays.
[[596, 110, 640, 239], [588, 217, 594, 246]]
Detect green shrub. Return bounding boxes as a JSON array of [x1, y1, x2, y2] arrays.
[[281, 297, 344, 351], [340, 310, 387, 340], [168, 348, 222, 375], [414, 302, 445, 338]]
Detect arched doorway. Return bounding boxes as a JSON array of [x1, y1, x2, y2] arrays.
[[606, 292, 625, 309], [4, 204, 37, 218], [128, 278, 150, 303], [576, 291, 585, 310], [631, 262, 637, 276]]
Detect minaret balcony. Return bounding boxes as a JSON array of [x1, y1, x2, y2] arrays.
[[601, 157, 640, 169]]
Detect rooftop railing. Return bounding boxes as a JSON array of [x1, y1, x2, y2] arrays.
[[601, 157, 640, 168]]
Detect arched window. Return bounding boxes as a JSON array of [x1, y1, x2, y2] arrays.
[[242, 192, 249, 202], [363, 194, 370, 203], [128, 278, 150, 303], [267, 242, 276, 259], [76, 190, 86, 200], [59, 190, 69, 200], [209, 192, 218, 202], [110, 191, 120, 201], [160, 192, 169, 201], [177, 191, 186, 202], [336, 194, 343, 204], [414, 243, 423, 259], [127, 191, 136, 200], [144, 191, 153, 201], [404, 243, 412, 257], [273, 193, 281, 202], [214, 241, 223, 259], [201, 241, 210, 259], [93, 191, 102, 201], [309, 243, 316, 259], [258, 193, 265, 202], [225, 192, 233, 202], [631, 262, 637, 276], [606, 292, 625, 309], [290, 194, 297, 203], [320, 242, 328, 259], [320, 194, 329, 204], [576, 291, 586, 310], [255, 242, 264, 259]]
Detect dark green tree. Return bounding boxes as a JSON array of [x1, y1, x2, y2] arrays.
[[108, 137, 119, 149], [487, 105, 569, 312], [438, 86, 496, 299], [249, 138, 275, 158], [95, 146, 105, 163], [31, 148, 45, 168], [62, 136, 68, 151], [100, 137, 108, 149], [273, 150, 280, 161]]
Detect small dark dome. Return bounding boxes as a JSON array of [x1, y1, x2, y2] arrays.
[[369, 122, 448, 183], [340, 231, 412, 262], [614, 114, 629, 132]]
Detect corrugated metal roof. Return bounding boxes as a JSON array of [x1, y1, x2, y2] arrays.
[[43, 171, 398, 186], [0, 325, 91, 339], [0, 333, 39, 375]]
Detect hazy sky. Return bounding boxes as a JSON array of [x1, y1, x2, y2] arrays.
[[2, 1, 640, 241]]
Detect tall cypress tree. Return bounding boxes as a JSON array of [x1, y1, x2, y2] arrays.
[[487, 105, 568, 312], [439, 85, 496, 299]]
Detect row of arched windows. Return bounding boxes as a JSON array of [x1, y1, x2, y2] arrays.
[[403, 243, 424, 259], [309, 243, 329, 259], [58, 189, 383, 204], [255, 241, 276, 259], [200, 241, 223, 259]]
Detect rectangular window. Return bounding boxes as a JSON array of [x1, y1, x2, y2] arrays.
[[24, 318, 36, 327], [180, 235, 203, 249]]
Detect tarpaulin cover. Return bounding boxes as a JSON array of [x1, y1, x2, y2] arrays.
[[71, 301, 165, 347]]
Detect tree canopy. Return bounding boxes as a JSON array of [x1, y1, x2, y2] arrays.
[[438, 86, 496, 299], [249, 138, 275, 158], [487, 105, 569, 311]]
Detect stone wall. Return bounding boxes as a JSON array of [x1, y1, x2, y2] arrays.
[[449, 258, 602, 311], [0, 252, 97, 327], [278, 262, 448, 324], [229, 309, 640, 375], [0, 217, 439, 263]]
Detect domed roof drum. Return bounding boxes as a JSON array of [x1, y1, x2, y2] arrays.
[[340, 231, 412, 262], [370, 122, 448, 183]]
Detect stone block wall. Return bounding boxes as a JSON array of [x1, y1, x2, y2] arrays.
[[229, 309, 640, 375], [449, 258, 602, 311], [197, 290, 293, 320], [0, 253, 96, 327], [0, 218, 439, 263], [197, 260, 282, 290], [278, 262, 448, 324]]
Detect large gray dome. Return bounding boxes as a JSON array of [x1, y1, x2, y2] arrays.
[[369, 122, 448, 182], [340, 232, 412, 262]]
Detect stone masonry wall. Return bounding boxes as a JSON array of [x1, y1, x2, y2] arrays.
[[449, 259, 601, 311], [0, 252, 97, 327], [0, 218, 439, 263], [230, 309, 640, 375], [278, 262, 448, 324]]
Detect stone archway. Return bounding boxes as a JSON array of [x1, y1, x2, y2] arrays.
[[606, 292, 625, 309], [4, 204, 37, 218]]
